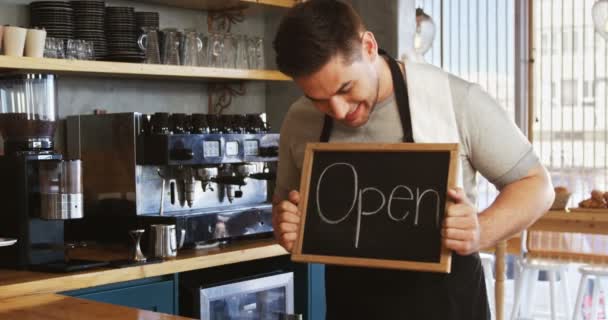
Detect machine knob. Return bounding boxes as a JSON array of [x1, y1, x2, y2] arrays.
[[258, 146, 279, 157], [170, 148, 195, 161]]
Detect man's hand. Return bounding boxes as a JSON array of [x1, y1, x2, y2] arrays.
[[272, 190, 301, 252], [442, 188, 481, 256]]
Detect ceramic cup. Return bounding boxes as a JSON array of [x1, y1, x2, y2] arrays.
[[0, 25, 4, 54], [3, 26, 27, 57], [25, 28, 47, 58]]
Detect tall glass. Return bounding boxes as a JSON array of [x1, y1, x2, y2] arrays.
[[207, 32, 224, 68], [222, 33, 237, 69], [197, 33, 209, 67], [235, 35, 249, 69]]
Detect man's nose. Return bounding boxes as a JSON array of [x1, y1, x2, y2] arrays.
[[328, 96, 349, 119]]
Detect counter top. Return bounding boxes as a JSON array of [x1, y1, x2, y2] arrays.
[[0, 293, 194, 320], [0, 238, 288, 299], [529, 209, 608, 234]]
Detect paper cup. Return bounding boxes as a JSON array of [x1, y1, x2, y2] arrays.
[[25, 29, 47, 58], [3, 26, 27, 57]]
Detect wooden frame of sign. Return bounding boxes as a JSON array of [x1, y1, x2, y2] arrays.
[[292, 143, 459, 273]]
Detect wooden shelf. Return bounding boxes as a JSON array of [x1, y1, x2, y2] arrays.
[[136, 0, 297, 10], [0, 56, 291, 82], [0, 238, 288, 300]]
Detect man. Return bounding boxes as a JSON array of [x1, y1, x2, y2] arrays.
[[271, 1, 554, 319]]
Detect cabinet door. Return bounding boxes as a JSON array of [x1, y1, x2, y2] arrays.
[[308, 264, 326, 320], [64, 277, 177, 315]]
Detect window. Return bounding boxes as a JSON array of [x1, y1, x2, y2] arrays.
[[561, 79, 579, 106], [415, 0, 516, 210], [583, 79, 595, 105], [533, 0, 608, 204]]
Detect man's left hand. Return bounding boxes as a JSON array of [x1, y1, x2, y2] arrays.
[[442, 188, 481, 256]]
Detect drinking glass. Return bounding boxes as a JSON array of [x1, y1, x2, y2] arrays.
[[85, 41, 95, 60], [253, 36, 265, 69], [235, 34, 249, 69], [77, 40, 88, 60], [44, 37, 58, 58], [161, 29, 181, 65], [222, 33, 237, 69], [207, 32, 224, 68], [181, 30, 203, 66], [197, 33, 209, 67], [65, 39, 78, 60]]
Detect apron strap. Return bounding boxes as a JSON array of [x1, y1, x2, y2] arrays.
[[319, 114, 333, 143], [378, 48, 414, 143]]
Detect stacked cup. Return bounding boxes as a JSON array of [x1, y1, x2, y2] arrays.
[[2, 26, 47, 58]]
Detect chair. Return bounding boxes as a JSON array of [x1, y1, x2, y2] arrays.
[[510, 230, 572, 320], [569, 233, 608, 320], [480, 252, 496, 319]]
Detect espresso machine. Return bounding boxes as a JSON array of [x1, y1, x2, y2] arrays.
[[65, 112, 279, 247], [0, 73, 103, 271]]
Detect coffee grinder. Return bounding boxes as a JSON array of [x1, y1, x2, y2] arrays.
[[0, 73, 105, 272]]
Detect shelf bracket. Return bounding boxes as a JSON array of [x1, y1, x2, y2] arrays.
[[208, 83, 247, 115], [207, 6, 247, 33]]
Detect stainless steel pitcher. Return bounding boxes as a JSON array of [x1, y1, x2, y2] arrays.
[[149, 224, 185, 259]]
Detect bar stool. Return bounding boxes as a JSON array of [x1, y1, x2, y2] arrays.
[[572, 265, 608, 320], [480, 252, 496, 319], [510, 257, 571, 320], [510, 230, 572, 320]]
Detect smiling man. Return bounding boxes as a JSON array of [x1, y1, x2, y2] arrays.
[[271, 1, 555, 319]]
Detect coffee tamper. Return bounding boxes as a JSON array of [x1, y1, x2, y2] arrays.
[[129, 229, 147, 262]]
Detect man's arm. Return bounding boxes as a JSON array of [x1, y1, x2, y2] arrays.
[[477, 163, 554, 250], [443, 79, 555, 255], [443, 164, 554, 255]]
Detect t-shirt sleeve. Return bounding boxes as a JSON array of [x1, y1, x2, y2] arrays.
[[460, 83, 541, 190], [274, 115, 301, 202]]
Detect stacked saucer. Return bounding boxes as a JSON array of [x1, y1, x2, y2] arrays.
[[135, 12, 160, 30], [30, 1, 74, 39], [105, 6, 144, 62], [70, 0, 107, 59]]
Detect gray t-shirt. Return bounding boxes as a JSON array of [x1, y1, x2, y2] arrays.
[[274, 73, 540, 205]]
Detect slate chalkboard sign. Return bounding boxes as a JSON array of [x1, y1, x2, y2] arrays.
[[292, 143, 459, 273]]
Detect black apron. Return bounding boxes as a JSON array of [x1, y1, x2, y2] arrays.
[[320, 50, 491, 320]]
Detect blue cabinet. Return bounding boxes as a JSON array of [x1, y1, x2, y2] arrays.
[[63, 275, 179, 315], [307, 263, 326, 320]]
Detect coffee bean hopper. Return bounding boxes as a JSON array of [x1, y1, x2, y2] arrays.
[[0, 73, 106, 272]]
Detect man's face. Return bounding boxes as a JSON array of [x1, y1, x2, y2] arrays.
[[294, 46, 380, 128]]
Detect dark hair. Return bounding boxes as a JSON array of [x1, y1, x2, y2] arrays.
[[273, 0, 366, 78]]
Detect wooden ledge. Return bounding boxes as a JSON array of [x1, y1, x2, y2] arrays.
[[0, 238, 288, 300], [529, 210, 608, 235], [0, 293, 194, 320]]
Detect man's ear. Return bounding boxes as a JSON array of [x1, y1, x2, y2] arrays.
[[361, 31, 378, 61]]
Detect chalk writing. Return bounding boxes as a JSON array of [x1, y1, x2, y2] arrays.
[[315, 162, 441, 248]]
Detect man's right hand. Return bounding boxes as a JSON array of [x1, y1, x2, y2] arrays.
[[272, 190, 301, 252]]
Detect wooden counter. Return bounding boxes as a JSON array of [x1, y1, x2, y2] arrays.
[[529, 209, 608, 235], [0, 238, 287, 300], [0, 293, 194, 320]]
